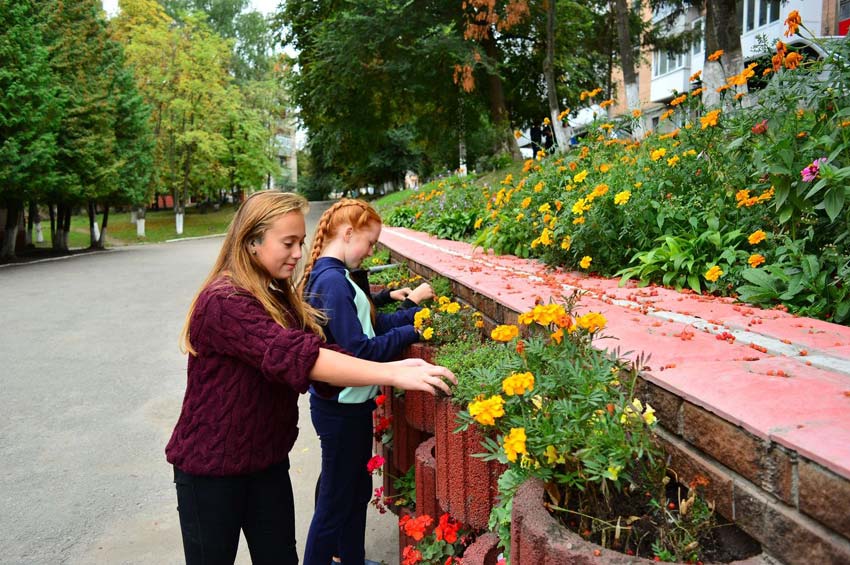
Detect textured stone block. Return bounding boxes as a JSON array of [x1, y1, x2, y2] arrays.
[[799, 459, 850, 539]]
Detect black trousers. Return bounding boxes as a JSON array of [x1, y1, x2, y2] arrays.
[[174, 458, 297, 565], [303, 395, 376, 565]]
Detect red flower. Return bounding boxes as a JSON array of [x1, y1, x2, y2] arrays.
[[366, 454, 385, 474], [375, 394, 387, 406], [751, 119, 768, 134], [435, 513, 461, 544], [374, 416, 392, 434], [402, 514, 433, 541], [402, 545, 423, 565], [516, 340, 525, 355]]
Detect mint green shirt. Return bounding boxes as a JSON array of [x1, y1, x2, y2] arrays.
[[337, 271, 380, 404]]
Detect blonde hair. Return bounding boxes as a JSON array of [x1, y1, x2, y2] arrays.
[[180, 191, 325, 355], [299, 199, 382, 291]]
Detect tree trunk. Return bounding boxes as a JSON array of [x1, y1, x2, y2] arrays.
[[95, 205, 109, 249], [544, 0, 571, 151], [458, 100, 468, 176], [1, 199, 22, 259], [136, 205, 146, 238], [49, 203, 56, 245], [613, 0, 641, 136], [26, 201, 36, 247], [53, 202, 70, 251], [87, 201, 99, 247], [703, 0, 744, 107], [482, 36, 523, 161]]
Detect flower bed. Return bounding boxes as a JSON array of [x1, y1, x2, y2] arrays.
[[380, 16, 850, 326]]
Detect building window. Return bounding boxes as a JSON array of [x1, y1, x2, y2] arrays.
[[691, 18, 704, 55], [653, 50, 687, 77], [740, 0, 780, 32]]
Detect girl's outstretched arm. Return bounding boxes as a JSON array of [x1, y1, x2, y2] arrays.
[[310, 348, 455, 396]]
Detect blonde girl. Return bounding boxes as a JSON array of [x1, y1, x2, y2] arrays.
[[165, 191, 453, 565], [301, 199, 434, 565]]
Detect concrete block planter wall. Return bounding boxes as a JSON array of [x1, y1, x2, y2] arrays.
[[434, 396, 506, 530], [461, 532, 502, 565], [400, 343, 438, 433], [414, 436, 439, 520]]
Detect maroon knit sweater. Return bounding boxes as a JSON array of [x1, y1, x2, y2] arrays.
[[165, 280, 342, 476]]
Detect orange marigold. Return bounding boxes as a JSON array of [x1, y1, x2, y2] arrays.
[[784, 10, 801, 36], [785, 52, 803, 70], [708, 49, 724, 62]]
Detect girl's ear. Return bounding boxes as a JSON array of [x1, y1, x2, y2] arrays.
[[343, 225, 354, 242]]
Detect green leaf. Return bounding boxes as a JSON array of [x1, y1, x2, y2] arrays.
[[824, 187, 845, 222], [805, 177, 829, 199], [741, 268, 779, 291], [687, 274, 701, 293]]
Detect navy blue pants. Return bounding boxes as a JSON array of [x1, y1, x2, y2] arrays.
[[303, 395, 376, 565], [174, 458, 297, 565]]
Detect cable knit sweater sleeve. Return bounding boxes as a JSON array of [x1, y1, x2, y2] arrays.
[[192, 287, 323, 394]]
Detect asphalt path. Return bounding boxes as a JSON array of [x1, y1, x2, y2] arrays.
[[0, 201, 398, 564]]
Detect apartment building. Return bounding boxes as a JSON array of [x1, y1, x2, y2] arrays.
[[613, 0, 848, 129]]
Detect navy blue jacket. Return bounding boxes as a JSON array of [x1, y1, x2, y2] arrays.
[[305, 257, 419, 362]]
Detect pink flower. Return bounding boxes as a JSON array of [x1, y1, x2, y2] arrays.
[[801, 157, 827, 182], [366, 454, 385, 474]]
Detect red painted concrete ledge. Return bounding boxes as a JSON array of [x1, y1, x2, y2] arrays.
[[379, 227, 850, 481]]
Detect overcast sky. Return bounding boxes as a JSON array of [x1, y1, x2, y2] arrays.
[[101, 0, 281, 17]]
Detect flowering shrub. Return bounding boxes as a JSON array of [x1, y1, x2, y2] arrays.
[[381, 12, 850, 324], [399, 512, 470, 565], [446, 295, 719, 561], [413, 296, 483, 345]]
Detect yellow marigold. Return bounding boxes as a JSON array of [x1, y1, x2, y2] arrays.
[[441, 302, 461, 314], [560, 236, 572, 250], [522, 159, 534, 173], [735, 92, 745, 101], [689, 70, 702, 81], [599, 163, 611, 173], [514, 130, 522, 139], [475, 319, 484, 328], [413, 307, 431, 329], [691, 87, 704, 97], [536, 149, 547, 161], [517, 311, 534, 325], [784, 10, 801, 36], [708, 49, 724, 61], [543, 117, 551, 126], [704, 265, 723, 282], [572, 198, 591, 215], [614, 190, 631, 205], [539, 228, 553, 246], [590, 184, 609, 198], [438, 296, 451, 306], [579, 256, 592, 269], [515, 213, 525, 221], [573, 217, 585, 225], [576, 312, 606, 333], [600, 99, 615, 108], [502, 372, 535, 396], [520, 197, 531, 209], [748, 229, 767, 245], [757, 187, 774, 203], [642, 404, 657, 425], [659, 129, 680, 140], [651, 148, 667, 161], [422, 327, 434, 340], [634, 182, 643, 188], [538, 202, 551, 213], [501, 174, 513, 185], [534, 181, 545, 193], [503, 427, 527, 462], [700, 109, 721, 129], [468, 395, 505, 426], [632, 109, 642, 118], [667, 155, 680, 167], [491, 324, 519, 342], [748, 254, 766, 268], [763, 67, 773, 76], [558, 108, 570, 121], [660, 109, 674, 121], [551, 328, 564, 344], [573, 170, 588, 183], [716, 84, 731, 93], [474, 217, 483, 229]]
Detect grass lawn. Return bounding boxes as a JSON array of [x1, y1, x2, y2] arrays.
[[33, 206, 236, 249]]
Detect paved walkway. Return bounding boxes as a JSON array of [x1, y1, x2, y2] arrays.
[[0, 203, 398, 564], [381, 226, 850, 480]]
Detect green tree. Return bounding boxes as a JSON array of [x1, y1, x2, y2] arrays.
[[46, 0, 122, 250], [0, 0, 61, 258]]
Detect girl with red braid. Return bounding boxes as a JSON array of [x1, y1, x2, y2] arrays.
[[165, 192, 453, 565], [301, 199, 434, 565]]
